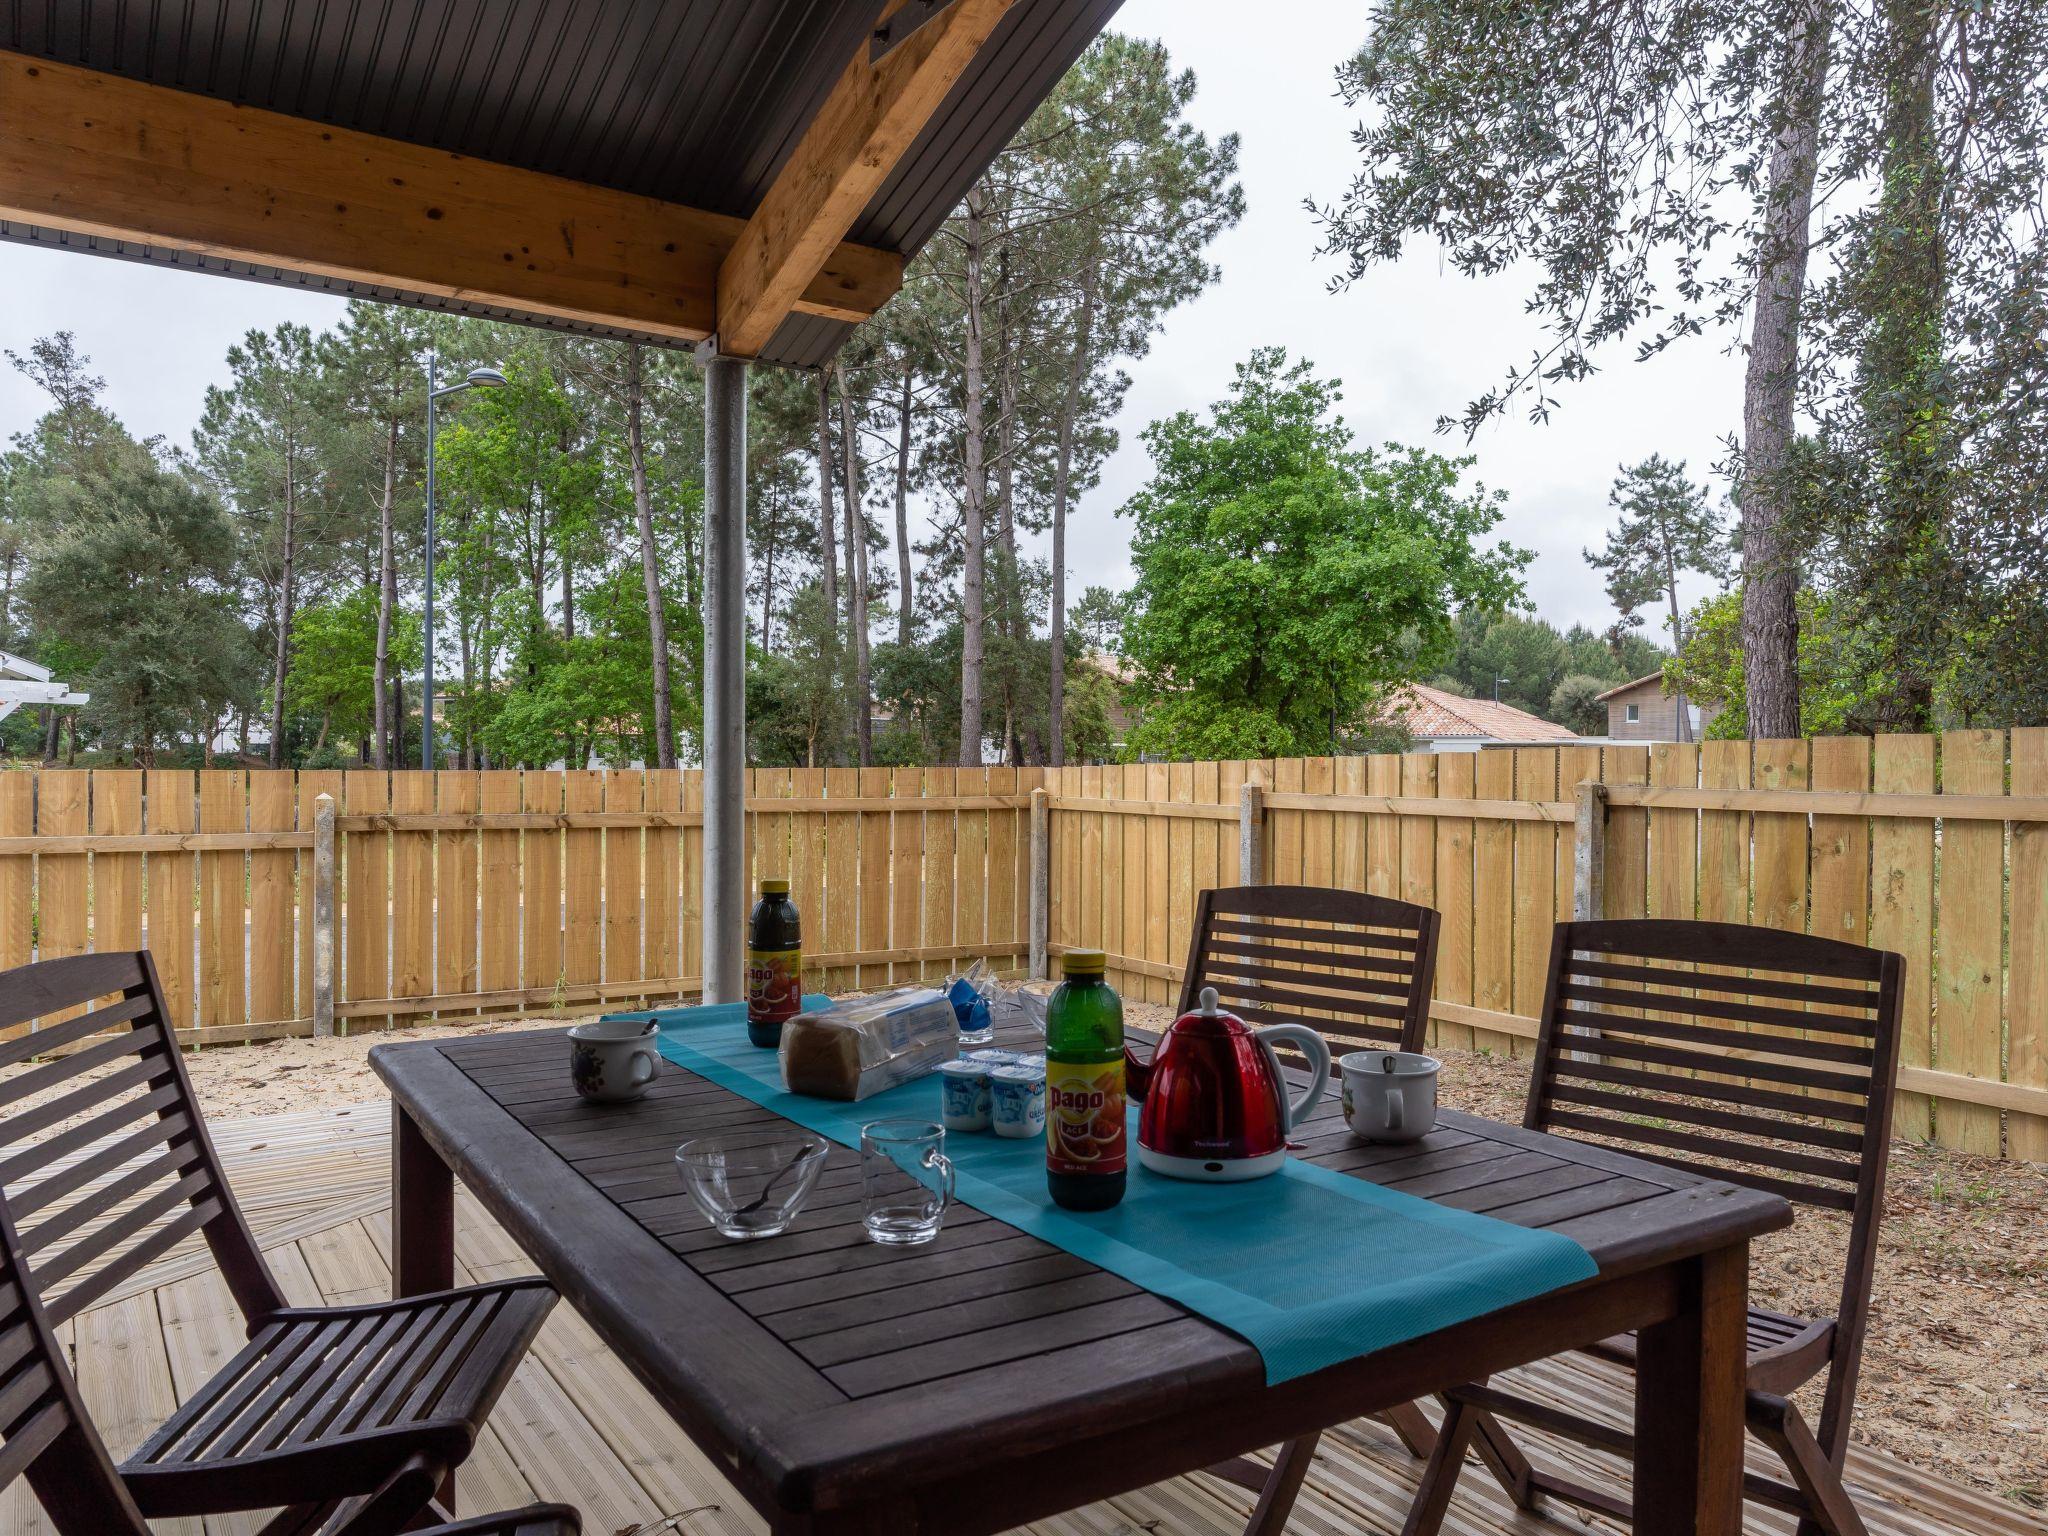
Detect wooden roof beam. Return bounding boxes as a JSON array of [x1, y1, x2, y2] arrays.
[[0, 52, 903, 345], [715, 0, 1018, 357]]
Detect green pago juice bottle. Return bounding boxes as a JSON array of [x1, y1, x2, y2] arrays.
[[1045, 949, 1125, 1210], [745, 879, 802, 1048]]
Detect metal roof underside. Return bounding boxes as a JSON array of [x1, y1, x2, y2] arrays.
[[0, 0, 1121, 368]]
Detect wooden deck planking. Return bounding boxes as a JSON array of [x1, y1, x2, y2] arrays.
[[1, 1100, 2025, 1536]]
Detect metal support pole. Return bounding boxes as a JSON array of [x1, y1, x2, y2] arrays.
[[422, 353, 437, 771], [1028, 786, 1049, 979], [701, 355, 749, 1002], [312, 792, 336, 1037], [1239, 779, 1265, 886]]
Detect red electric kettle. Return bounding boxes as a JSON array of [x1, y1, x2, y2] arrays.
[[1123, 986, 1331, 1181]]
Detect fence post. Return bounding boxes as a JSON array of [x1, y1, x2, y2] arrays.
[[313, 791, 335, 1038], [1573, 779, 1607, 923], [1028, 787, 1049, 980], [1239, 779, 1265, 886]]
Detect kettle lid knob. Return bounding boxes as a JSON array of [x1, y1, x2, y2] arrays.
[[1198, 986, 1220, 1016]]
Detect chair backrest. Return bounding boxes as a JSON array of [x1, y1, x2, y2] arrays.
[[1523, 919, 1904, 1450], [1179, 885, 1441, 1054], [0, 952, 282, 1335], [0, 951, 283, 1534]]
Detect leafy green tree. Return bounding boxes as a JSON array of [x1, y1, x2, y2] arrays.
[[194, 322, 335, 764], [1313, 0, 1831, 730], [1118, 350, 1527, 759], [287, 589, 420, 757], [319, 303, 428, 767], [1670, 586, 1856, 737], [749, 583, 854, 767], [1548, 674, 1613, 736], [21, 450, 255, 762], [1447, 612, 1568, 718]]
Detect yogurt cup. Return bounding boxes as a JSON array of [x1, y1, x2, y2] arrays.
[[937, 1059, 992, 1132], [988, 1062, 1047, 1140]]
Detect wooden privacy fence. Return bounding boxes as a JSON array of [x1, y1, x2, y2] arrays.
[[2, 732, 2045, 1162], [0, 765, 1039, 1047], [1045, 732, 2048, 1164]]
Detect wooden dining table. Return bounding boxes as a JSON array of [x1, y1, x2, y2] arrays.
[[371, 1015, 1789, 1536]]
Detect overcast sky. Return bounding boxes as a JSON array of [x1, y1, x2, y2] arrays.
[[0, 0, 1741, 636]]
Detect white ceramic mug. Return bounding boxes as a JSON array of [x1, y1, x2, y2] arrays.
[[569, 1018, 659, 1103], [1339, 1049, 1441, 1143]]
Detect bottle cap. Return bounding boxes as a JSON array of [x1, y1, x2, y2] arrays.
[[1060, 948, 1107, 976], [760, 878, 790, 895]]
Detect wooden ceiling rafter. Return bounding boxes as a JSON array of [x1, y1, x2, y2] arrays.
[[715, 0, 1019, 357], [0, 51, 904, 347]]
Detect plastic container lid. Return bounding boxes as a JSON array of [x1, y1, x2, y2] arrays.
[[760, 878, 790, 895], [936, 1059, 988, 1077], [1060, 948, 1107, 976]]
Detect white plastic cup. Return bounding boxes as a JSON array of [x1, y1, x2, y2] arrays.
[[989, 1062, 1047, 1139], [937, 1059, 992, 1132]]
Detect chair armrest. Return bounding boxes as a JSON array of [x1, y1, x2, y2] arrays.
[[1747, 1315, 1835, 1397]]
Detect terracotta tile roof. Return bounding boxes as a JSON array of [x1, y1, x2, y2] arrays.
[[1376, 684, 1579, 744]]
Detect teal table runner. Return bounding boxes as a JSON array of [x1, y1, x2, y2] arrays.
[[613, 1000, 1597, 1385]]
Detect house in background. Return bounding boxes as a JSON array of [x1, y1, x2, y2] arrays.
[[1597, 672, 1705, 742], [1372, 684, 1578, 753]]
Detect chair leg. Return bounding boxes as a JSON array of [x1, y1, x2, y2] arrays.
[[1400, 1398, 1479, 1536], [1449, 1392, 1538, 1511], [1751, 1394, 1870, 1536], [1380, 1401, 1437, 1458], [1240, 1432, 1321, 1536]]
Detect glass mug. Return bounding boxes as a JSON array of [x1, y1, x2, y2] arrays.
[[860, 1119, 955, 1246]]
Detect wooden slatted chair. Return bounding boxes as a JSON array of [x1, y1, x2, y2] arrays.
[[1181, 885, 1446, 1529], [0, 950, 568, 1535], [1398, 918, 1904, 1536], [1178, 884, 1441, 1056]]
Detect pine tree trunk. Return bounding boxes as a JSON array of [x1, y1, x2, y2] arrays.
[[1859, 0, 1946, 732], [995, 302, 1024, 763], [1048, 259, 1098, 766], [761, 485, 780, 650], [372, 417, 399, 771], [839, 373, 874, 766], [627, 344, 677, 768], [815, 372, 839, 619], [958, 181, 989, 767], [894, 357, 915, 647], [268, 444, 297, 768], [1739, 1, 1829, 740]]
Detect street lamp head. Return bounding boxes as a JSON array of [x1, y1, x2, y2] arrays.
[[464, 367, 509, 389]]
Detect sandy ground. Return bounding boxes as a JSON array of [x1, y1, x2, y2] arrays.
[[20, 1003, 2047, 1508]]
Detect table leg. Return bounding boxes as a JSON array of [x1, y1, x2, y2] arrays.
[[393, 1102, 455, 1298], [1632, 1242, 1748, 1536]]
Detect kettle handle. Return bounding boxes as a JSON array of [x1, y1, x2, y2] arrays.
[[1253, 1024, 1331, 1132]]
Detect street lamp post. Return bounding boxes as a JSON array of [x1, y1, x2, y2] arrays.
[[423, 356, 507, 770]]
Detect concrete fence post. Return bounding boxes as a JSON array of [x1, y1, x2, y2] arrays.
[[1028, 787, 1049, 980], [313, 791, 336, 1038], [1572, 780, 1608, 923], [1238, 779, 1265, 887]]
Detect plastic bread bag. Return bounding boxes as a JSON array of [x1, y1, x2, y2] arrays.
[[778, 987, 959, 1101]]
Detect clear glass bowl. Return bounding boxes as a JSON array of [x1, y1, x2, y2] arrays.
[[675, 1131, 830, 1240]]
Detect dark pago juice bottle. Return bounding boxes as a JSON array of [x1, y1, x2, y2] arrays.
[[746, 879, 802, 1047], [1046, 949, 1125, 1210]]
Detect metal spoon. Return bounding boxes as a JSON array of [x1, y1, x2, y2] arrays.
[[735, 1144, 816, 1216]]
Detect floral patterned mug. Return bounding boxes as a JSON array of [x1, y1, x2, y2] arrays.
[[569, 1018, 659, 1103]]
